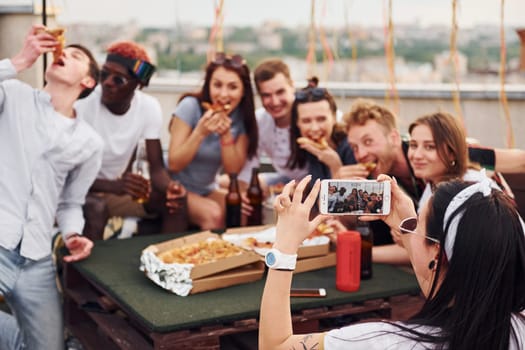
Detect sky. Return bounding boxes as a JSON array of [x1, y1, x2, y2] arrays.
[[37, 0, 525, 29]]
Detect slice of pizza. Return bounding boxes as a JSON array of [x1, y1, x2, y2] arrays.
[[359, 162, 377, 172], [36, 27, 66, 63], [309, 222, 335, 238], [296, 137, 329, 150], [158, 239, 243, 265], [201, 101, 232, 113]]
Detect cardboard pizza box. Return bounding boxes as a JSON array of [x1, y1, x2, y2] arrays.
[[223, 225, 330, 259], [294, 252, 337, 274], [140, 231, 266, 295], [191, 261, 265, 294]]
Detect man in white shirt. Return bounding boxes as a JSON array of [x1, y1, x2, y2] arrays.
[[0, 26, 103, 349], [75, 41, 188, 240], [238, 58, 307, 190]]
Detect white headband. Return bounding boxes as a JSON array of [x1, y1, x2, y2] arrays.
[[442, 170, 498, 260]]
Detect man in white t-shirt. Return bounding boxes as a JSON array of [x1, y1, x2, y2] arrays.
[[75, 41, 187, 240], [237, 58, 308, 191]]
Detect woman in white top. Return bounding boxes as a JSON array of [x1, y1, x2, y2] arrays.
[[259, 174, 525, 349]]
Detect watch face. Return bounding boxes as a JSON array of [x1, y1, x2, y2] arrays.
[[265, 252, 276, 266]]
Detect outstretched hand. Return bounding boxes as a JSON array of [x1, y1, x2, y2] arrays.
[[63, 234, 93, 263], [273, 175, 331, 254]]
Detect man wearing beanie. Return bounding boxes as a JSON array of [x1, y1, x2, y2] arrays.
[[75, 41, 188, 240]]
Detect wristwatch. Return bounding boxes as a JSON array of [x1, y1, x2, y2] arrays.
[[264, 248, 297, 271]]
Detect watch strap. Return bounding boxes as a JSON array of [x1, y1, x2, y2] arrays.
[[265, 248, 297, 271]]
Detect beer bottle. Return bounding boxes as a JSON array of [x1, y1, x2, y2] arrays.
[[246, 168, 263, 226], [225, 173, 242, 228], [356, 220, 373, 279], [131, 139, 150, 204]]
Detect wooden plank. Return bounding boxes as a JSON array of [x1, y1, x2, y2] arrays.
[[63, 263, 152, 350], [150, 331, 220, 350], [68, 322, 120, 350], [88, 312, 152, 350]]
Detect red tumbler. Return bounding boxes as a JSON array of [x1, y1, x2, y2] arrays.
[[336, 231, 361, 292]]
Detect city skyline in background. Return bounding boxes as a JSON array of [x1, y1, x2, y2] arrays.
[[49, 0, 525, 29]]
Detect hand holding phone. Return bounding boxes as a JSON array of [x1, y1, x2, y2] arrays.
[[319, 179, 391, 215]]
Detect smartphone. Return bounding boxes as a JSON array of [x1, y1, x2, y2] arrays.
[[290, 288, 327, 298], [319, 179, 391, 215]]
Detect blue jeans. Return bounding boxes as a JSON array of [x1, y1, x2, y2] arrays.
[[0, 246, 62, 350]]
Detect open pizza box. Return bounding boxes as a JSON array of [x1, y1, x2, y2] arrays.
[[140, 231, 264, 296], [223, 225, 336, 273], [294, 251, 336, 274], [222, 224, 330, 259]]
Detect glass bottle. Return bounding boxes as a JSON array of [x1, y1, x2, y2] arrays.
[[131, 139, 150, 204], [356, 220, 373, 280], [246, 168, 263, 226], [225, 173, 242, 228]]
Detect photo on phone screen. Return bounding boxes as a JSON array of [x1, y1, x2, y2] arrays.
[[319, 179, 391, 215]]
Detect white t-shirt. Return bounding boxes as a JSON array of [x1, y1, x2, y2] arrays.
[[238, 107, 308, 183], [75, 86, 163, 180], [323, 314, 525, 349]]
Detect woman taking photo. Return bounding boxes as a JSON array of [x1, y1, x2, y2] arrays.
[[259, 175, 525, 349], [287, 78, 356, 182], [168, 53, 257, 229]]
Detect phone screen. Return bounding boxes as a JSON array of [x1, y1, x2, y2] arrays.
[[319, 180, 390, 215]]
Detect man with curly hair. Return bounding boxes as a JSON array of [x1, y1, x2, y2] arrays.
[[75, 41, 188, 240], [340, 98, 525, 203], [338, 98, 525, 259]]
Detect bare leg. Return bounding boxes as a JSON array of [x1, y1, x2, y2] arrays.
[[187, 190, 225, 230]]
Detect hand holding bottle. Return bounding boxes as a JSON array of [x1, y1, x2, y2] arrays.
[[130, 139, 151, 203], [121, 172, 151, 203], [166, 180, 187, 214]]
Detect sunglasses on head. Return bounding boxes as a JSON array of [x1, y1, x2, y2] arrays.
[[99, 69, 131, 86], [295, 87, 327, 103], [399, 217, 440, 244], [212, 52, 246, 68]]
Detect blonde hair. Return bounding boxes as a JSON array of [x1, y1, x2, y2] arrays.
[[343, 98, 398, 134]]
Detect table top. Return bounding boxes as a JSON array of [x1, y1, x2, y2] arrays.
[[71, 232, 420, 333]]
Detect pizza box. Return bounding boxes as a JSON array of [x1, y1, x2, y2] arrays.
[[223, 225, 330, 259], [140, 231, 264, 295], [191, 261, 265, 294], [294, 252, 337, 274]]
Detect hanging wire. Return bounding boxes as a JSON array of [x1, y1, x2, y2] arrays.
[[344, 0, 357, 82], [383, 0, 399, 115], [306, 0, 317, 78], [207, 0, 225, 63], [449, 0, 465, 128], [499, 0, 514, 148], [319, 0, 334, 81]]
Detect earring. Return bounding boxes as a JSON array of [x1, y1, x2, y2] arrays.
[[450, 160, 456, 166], [428, 260, 436, 270]]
